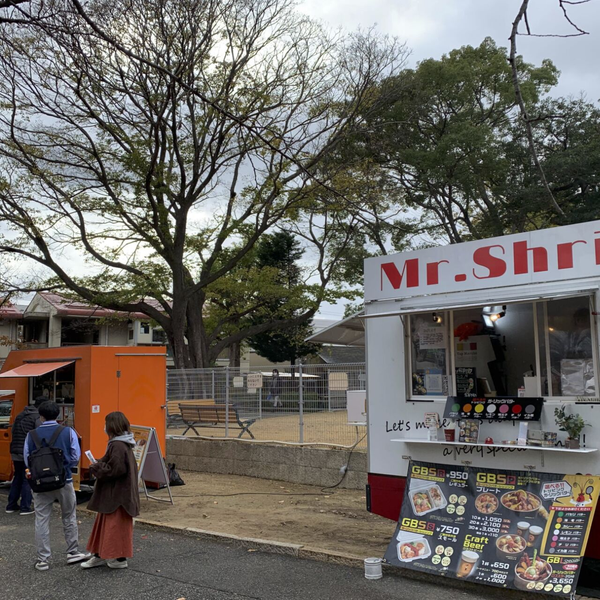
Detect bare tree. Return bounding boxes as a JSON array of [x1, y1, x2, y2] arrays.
[[0, 0, 406, 367], [509, 0, 592, 219]]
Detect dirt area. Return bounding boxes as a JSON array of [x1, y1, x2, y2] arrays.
[[137, 470, 396, 557], [169, 410, 368, 449]]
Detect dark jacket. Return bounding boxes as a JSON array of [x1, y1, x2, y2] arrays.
[[270, 375, 282, 396], [87, 440, 140, 517], [10, 406, 39, 461]]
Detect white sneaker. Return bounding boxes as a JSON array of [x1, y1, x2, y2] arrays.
[[81, 556, 106, 569], [107, 559, 128, 569], [35, 560, 49, 571], [67, 551, 90, 564]]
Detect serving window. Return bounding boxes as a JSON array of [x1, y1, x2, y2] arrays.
[[407, 296, 598, 401]]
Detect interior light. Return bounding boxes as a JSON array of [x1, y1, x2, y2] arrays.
[[432, 313, 442, 324], [548, 327, 555, 332], [489, 305, 507, 323]]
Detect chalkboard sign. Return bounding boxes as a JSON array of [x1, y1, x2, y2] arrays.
[[455, 367, 477, 397]]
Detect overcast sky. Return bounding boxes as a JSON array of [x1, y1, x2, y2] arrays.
[[299, 0, 600, 104], [307, 0, 600, 320]]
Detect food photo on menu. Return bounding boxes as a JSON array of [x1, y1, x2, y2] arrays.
[[383, 461, 600, 597]]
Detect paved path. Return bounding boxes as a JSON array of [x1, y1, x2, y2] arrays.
[[0, 499, 508, 600]]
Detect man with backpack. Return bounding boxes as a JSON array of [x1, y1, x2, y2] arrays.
[[5, 396, 44, 516], [24, 401, 88, 571]]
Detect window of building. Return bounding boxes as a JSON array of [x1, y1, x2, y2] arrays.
[[406, 297, 597, 401], [152, 328, 167, 344], [61, 319, 99, 346], [140, 322, 150, 335]]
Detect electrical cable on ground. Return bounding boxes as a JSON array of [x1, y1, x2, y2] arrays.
[[321, 431, 367, 491], [167, 430, 367, 499]]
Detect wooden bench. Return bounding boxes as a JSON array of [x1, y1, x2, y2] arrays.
[[167, 399, 214, 426], [179, 403, 256, 439]]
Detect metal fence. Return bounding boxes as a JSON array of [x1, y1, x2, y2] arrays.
[[166, 363, 367, 448]]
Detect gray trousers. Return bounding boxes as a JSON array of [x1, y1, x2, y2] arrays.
[[32, 483, 79, 561]]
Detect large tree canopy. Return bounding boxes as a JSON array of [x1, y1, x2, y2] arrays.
[[336, 37, 600, 249], [0, 0, 406, 367]]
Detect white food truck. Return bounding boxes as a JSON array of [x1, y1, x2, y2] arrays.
[[314, 219, 600, 560]]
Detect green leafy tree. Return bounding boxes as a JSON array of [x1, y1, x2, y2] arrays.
[[0, 0, 407, 367], [248, 231, 320, 365], [350, 38, 559, 243]]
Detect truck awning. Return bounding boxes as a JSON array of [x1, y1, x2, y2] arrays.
[[362, 289, 597, 319], [0, 361, 75, 378], [306, 312, 365, 347]]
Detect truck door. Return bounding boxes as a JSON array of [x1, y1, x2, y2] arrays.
[[117, 354, 166, 443]]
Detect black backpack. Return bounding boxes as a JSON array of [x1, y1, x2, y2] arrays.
[[28, 426, 67, 493]]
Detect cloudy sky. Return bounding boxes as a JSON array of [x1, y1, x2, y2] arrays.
[[307, 0, 600, 320], [299, 0, 600, 103]]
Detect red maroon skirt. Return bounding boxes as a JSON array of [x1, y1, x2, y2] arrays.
[[87, 506, 134, 559]]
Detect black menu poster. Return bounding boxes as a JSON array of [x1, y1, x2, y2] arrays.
[[455, 367, 477, 397], [384, 461, 600, 596]]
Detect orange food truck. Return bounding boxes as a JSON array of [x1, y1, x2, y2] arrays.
[[0, 345, 166, 483]]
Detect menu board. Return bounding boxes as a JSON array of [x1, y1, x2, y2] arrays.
[[444, 396, 544, 421], [130, 425, 151, 473], [455, 367, 477, 397], [384, 461, 600, 596]]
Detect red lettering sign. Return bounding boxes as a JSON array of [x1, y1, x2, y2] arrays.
[[366, 222, 600, 301], [513, 241, 548, 275], [557, 240, 587, 270], [381, 259, 419, 290], [472, 245, 506, 280], [426, 260, 449, 286]]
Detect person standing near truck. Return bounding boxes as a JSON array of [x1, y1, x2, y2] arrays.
[[5, 396, 44, 516], [81, 411, 140, 570], [24, 400, 88, 571]]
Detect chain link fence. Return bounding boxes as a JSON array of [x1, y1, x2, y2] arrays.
[[166, 363, 366, 448]]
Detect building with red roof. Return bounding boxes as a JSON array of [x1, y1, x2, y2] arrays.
[[0, 293, 170, 366]]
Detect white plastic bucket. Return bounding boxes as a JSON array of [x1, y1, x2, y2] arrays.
[[364, 557, 383, 580]]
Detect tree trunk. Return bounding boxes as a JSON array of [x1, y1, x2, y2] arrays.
[[170, 290, 191, 368], [228, 341, 241, 368], [186, 292, 211, 368]]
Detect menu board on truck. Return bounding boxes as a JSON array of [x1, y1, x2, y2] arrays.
[[384, 460, 600, 596], [444, 396, 544, 421]]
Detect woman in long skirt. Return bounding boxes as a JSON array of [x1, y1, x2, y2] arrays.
[[81, 412, 140, 569]]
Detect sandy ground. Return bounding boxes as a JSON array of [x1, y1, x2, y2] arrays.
[[137, 470, 396, 557], [169, 410, 368, 449]]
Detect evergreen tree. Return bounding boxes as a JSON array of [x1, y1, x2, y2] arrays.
[[249, 232, 320, 365]]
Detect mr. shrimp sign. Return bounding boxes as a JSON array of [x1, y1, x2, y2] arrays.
[[364, 221, 600, 302]]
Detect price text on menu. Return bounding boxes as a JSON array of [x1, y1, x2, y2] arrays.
[[383, 461, 600, 596]]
